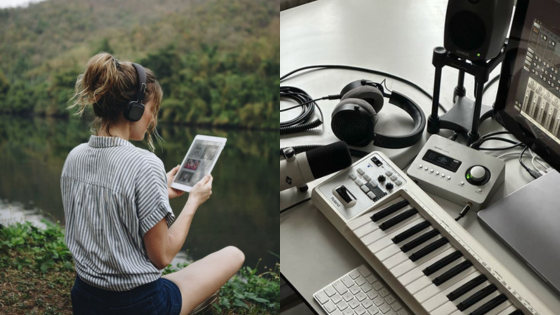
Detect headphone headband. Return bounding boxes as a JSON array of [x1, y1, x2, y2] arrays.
[[124, 63, 147, 122], [373, 90, 426, 148], [131, 63, 146, 103]]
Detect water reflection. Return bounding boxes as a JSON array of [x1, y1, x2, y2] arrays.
[[0, 116, 279, 269]]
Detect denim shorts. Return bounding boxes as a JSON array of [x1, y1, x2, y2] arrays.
[[71, 275, 182, 315]]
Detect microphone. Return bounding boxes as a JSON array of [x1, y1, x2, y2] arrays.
[[280, 141, 352, 192]]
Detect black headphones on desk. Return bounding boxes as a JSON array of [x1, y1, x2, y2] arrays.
[[123, 63, 147, 122], [331, 80, 426, 148]]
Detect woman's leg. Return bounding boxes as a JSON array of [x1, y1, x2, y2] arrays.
[[162, 246, 245, 315]]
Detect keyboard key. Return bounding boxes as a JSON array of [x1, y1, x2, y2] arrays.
[[349, 299, 360, 309], [343, 308, 355, 315], [392, 221, 431, 244], [367, 290, 378, 300], [371, 199, 409, 222], [422, 250, 462, 276], [316, 291, 329, 304], [419, 270, 480, 307], [335, 281, 349, 294], [390, 301, 402, 311], [364, 174, 372, 181], [361, 185, 370, 193], [373, 281, 384, 291], [457, 283, 497, 311], [350, 269, 362, 279], [356, 276, 367, 286], [401, 229, 439, 252], [357, 168, 365, 175], [447, 274, 487, 301], [367, 192, 376, 199], [379, 303, 391, 313], [356, 292, 367, 302], [355, 305, 367, 315], [360, 283, 373, 293], [342, 275, 355, 287], [396, 310, 408, 315], [324, 300, 337, 312], [366, 274, 378, 284], [373, 296, 385, 306], [325, 285, 337, 297], [385, 295, 396, 304], [410, 237, 449, 262], [338, 301, 349, 311], [366, 306, 379, 314], [332, 310, 343, 315], [433, 260, 473, 286], [357, 265, 372, 277], [343, 292, 354, 302], [349, 173, 357, 180], [350, 285, 361, 295], [332, 294, 342, 304], [362, 299, 374, 309], [379, 209, 418, 231], [378, 288, 389, 298]]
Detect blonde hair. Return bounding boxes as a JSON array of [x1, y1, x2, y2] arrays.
[[69, 52, 163, 152]]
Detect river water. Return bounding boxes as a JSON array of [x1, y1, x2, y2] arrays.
[[0, 116, 279, 270]]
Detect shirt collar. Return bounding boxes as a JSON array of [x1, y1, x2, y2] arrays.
[[88, 135, 133, 148]]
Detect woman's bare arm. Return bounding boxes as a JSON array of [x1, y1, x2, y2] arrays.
[[144, 175, 213, 269]]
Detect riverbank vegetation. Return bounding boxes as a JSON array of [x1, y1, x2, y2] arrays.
[[0, 221, 279, 314], [0, 0, 279, 129]]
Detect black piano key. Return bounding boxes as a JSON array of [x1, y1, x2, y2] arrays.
[[379, 208, 418, 231], [447, 274, 487, 301], [456, 283, 497, 311], [392, 220, 431, 244], [410, 237, 449, 262], [423, 250, 463, 276], [470, 294, 508, 315], [432, 260, 473, 286], [401, 228, 439, 252], [508, 310, 523, 315], [371, 199, 409, 222]]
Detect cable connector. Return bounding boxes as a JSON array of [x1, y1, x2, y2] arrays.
[[455, 202, 473, 221]]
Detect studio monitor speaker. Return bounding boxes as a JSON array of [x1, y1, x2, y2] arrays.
[[444, 0, 514, 61]]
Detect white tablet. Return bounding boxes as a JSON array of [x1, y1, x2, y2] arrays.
[[170, 135, 227, 192]]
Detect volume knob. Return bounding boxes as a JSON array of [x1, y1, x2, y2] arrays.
[[466, 166, 490, 186]]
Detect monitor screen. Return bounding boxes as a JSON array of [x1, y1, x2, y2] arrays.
[[496, 0, 560, 170]]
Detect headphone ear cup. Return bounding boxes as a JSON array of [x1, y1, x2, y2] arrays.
[[331, 98, 378, 147], [341, 85, 385, 113], [125, 101, 145, 122]]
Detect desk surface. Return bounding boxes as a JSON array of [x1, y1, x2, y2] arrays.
[[280, 0, 560, 313]]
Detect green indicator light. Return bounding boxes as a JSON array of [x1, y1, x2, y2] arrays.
[[477, 53, 481, 57], [467, 174, 471, 179]]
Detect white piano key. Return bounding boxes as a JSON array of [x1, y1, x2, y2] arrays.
[[431, 300, 458, 315], [354, 221, 379, 239], [495, 304, 517, 315], [383, 251, 410, 270], [360, 213, 420, 246], [414, 266, 477, 303], [399, 252, 461, 288], [404, 274, 432, 295], [420, 271, 482, 308], [373, 243, 402, 261], [348, 212, 375, 231], [390, 245, 454, 279]]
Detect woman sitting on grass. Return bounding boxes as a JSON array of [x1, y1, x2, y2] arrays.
[[62, 52, 244, 315]]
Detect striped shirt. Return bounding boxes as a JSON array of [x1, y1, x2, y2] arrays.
[[61, 135, 175, 291]]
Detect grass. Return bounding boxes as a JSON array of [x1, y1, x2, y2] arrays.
[[0, 221, 279, 315]]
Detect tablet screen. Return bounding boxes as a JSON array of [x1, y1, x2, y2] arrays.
[[174, 139, 222, 186]]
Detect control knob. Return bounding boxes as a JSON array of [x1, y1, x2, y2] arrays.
[[466, 165, 490, 186], [377, 175, 386, 182]]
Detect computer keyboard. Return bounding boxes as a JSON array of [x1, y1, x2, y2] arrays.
[[313, 265, 410, 315]]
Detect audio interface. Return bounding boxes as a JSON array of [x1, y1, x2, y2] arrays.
[[406, 135, 505, 211]]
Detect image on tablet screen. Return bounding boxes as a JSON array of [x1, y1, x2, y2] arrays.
[[185, 159, 201, 171]]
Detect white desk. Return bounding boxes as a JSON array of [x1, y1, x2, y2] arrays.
[[280, 0, 560, 313]]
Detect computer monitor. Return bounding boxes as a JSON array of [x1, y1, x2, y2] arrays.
[[495, 0, 560, 170]]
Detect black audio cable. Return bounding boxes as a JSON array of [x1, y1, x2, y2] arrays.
[[280, 64, 448, 114], [280, 86, 333, 135], [455, 202, 473, 221], [519, 146, 541, 179]]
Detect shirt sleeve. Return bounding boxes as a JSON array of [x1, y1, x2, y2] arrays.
[[134, 154, 176, 237]]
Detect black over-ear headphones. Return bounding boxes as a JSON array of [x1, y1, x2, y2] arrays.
[[124, 63, 147, 122], [331, 80, 426, 148]]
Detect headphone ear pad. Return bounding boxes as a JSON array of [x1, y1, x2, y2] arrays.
[[341, 85, 385, 113], [125, 101, 145, 122], [331, 98, 378, 147]]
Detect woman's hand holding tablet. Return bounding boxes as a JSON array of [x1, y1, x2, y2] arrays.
[[171, 135, 227, 192]]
